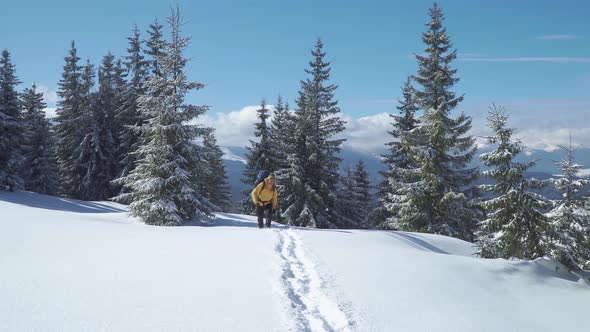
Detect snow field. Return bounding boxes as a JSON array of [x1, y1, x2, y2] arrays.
[[2, 191, 589, 332]]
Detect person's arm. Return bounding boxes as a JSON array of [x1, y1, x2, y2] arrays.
[[251, 183, 261, 206]]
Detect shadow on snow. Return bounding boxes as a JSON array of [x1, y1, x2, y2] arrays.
[[386, 231, 450, 254], [0, 191, 126, 214]]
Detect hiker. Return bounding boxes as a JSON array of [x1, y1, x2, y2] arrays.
[[251, 174, 278, 229]]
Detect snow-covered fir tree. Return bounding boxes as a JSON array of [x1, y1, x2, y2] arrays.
[[55, 42, 87, 198], [375, 77, 420, 230], [0, 49, 24, 192], [71, 60, 95, 199], [241, 99, 274, 213], [338, 160, 372, 228], [337, 165, 362, 228], [20, 83, 58, 195], [281, 39, 346, 228], [585, 196, 590, 270], [200, 130, 232, 212], [352, 159, 372, 228], [145, 19, 165, 78], [117, 26, 148, 184], [76, 54, 121, 200], [546, 139, 590, 270], [268, 95, 292, 172], [403, 3, 479, 240], [272, 97, 296, 219], [114, 8, 212, 226], [478, 107, 550, 260]]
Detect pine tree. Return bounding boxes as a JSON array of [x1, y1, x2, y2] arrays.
[[269, 95, 291, 171], [377, 77, 420, 230], [546, 138, 590, 270], [272, 98, 296, 217], [200, 130, 232, 212], [337, 165, 361, 228], [403, 3, 479, 239], [76, 54, 120, 200], [114, 8, 212, 225], [0, 49, 24, 191], [72, 61, 96, 200], [478, 107, 550, 260], [145, 19, 165, 78], [338, 160, 372, 228], [585, 197, 590, 270], [20, 83, 58, 195], [117, 26, 148, 184], [352, 159, 372, 228], [281, 39, 346, 228], [55, 41, 85, 197], [241, 99, 274, 213]]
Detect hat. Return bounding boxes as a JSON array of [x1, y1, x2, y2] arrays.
[[265, 174, 275, 180]]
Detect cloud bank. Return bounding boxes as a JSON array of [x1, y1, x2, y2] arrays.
[[206, 100, 590, 154]]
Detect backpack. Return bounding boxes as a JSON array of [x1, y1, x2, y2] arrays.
[[253, 170, 271, 190]]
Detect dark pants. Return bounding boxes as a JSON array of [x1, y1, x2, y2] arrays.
[[256, 204, 273, 228]]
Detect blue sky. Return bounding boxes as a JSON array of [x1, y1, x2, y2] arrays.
[[1, 0, 589, 151]]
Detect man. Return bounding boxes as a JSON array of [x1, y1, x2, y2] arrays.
[[251, 174, 278, 229]]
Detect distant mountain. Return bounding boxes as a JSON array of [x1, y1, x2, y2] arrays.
[[221, 146, 590, 203]]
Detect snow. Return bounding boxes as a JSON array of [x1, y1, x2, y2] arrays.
[[1, 191, 589, 331]]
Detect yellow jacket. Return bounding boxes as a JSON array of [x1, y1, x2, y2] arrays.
[[251, 180, 278, 209]]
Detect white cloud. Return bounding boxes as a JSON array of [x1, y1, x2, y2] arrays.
[[199, 100, 590, 155], [36, 84, 58, 105], [199, 105, 392, 153], [341, 110, 590, 153], [43, 107, 58, 119], [198, 105, 275, 147], [518, 127, 590, 152], [340, 112, 392, 152], [535, 35, 583, 40]]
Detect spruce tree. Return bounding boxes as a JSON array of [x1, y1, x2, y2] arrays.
[[546, 139, 590, 270], [0, 49, 24, 191], [404, 3, 479, 239], [377, 77, 420, 230], [478, 107, 550, 260], [145, 19, 165, 78], [55, 42, 85, 197], [20, 83, 58, 195], [72, 61, 96, 200], [352, 159, 372, 228], [337, 165, 361, 228], [281, 39, 346, 228], [114, 8, 212, 225], [200, 130, 232, 212], [585, 197, 590, 270], [241, 99, 274, 213], [338, 160, 372, 228], [268, 95, 291, 171], [117, 26, 148, 183], [76, 54, 120, 200], [272, 98, 296, 221]]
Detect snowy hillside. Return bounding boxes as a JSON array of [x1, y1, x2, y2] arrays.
[[1, 191, 589, 332]]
